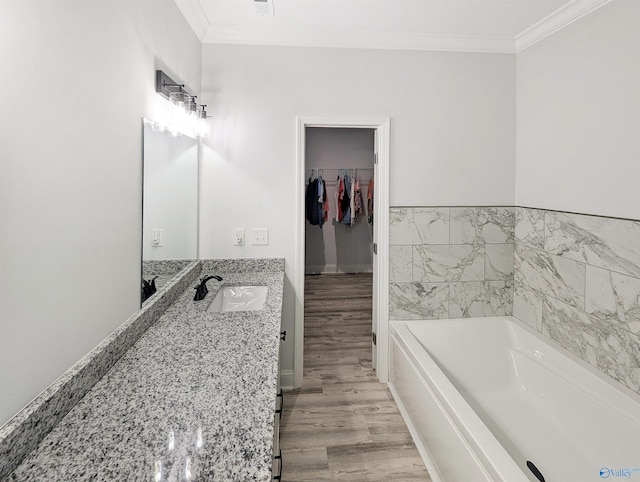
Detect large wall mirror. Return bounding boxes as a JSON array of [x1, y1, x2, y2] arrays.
[[141, 118, 198, 305]]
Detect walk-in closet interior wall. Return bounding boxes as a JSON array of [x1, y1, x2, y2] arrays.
[[305, 127, 375, 274]]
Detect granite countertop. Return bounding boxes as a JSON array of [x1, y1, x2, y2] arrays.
[[9, 264, 284, 482], [143, 260, 196, 306]]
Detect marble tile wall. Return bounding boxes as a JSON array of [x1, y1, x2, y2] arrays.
[[389, 207, 515, 320], [514, 207, 640, 395]]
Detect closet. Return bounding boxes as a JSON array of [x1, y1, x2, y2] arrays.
[[305, 127, 375, 275]]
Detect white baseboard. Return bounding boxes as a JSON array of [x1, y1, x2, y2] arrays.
[[280, 370, 295, 390], [305, 264, 373, 275]]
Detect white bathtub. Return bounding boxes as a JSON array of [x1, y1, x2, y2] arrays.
[[389, 316, 640, 482]]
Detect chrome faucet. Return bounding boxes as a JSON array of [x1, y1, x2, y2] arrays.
[[193, 275, 222, 301]]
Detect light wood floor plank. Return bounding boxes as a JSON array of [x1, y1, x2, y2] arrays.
[[281, 447, 332, 481], [279, 273, 431, 481]]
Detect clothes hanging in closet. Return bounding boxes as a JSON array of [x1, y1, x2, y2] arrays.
[[339, 171, 364, 226], [340, 172, 351, 224], [353, 177, 363, 225], [305, 174, 329, 227], [321, 179, 329, 223], [307, 170, 367, 228], [335, 176, 344, 223]]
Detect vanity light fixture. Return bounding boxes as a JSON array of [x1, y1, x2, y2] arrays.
[[155, 70, 210, 138], [188, 96, 199, 117], [155, 70, 187, 101], [197, 104, 211, 138]]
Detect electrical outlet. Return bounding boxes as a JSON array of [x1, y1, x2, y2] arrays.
[[251, 228, 269, 245], [233, 228, 245, 246]]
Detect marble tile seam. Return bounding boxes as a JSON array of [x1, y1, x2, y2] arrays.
[[517, 280, 640, 337], [391, 205, 638, 224], [515, 242, 640, 279], [513, 285, 640, 356], [517, 205, 640, 223], [515, 246, 640, 321], [390, 242, 516, 246], [390, 205, 516, 209]]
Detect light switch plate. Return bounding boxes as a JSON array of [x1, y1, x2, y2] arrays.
[[152, 229, 163, 247], [234, 228, 245, 246], [251, 228, 269, 245]]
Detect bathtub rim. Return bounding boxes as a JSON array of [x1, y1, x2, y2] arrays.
[[389, 317, 530, 482], [398, 315, 640, 413], [389, 315, 640, 482]]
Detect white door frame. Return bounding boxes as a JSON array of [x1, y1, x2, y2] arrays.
[[294, 116, 390, 387]]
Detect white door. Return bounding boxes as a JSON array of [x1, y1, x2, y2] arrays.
[[371, 128, 379, 371]]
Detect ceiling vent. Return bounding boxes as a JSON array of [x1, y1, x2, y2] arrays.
[[251, 0, 275, 16]]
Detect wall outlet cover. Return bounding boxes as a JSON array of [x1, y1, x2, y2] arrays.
[[251, 228, 269, 245]]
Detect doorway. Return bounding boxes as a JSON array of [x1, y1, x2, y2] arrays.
[[305, 127, 375, 275], [294, 117, 390, 388]]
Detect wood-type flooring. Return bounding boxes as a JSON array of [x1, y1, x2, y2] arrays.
[[279, 273, 431, 481]]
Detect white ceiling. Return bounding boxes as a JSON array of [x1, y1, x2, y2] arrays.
[[175, 0, 612, 53]]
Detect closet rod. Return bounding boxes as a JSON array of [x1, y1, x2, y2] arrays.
[[318, 181, 359, 186]]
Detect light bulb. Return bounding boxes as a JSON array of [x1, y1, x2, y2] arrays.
[[197, 117, 211, 138], [169, 91, 190, 111]]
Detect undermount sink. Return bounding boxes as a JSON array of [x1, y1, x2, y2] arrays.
[[207, 285, 268, 312]]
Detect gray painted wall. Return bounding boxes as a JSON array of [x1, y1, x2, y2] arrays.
[[0, 0, 201, 426], [199, 45, 516, 374], [516, 0, 640, 220]]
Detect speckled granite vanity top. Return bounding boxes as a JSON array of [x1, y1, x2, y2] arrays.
[[8, 260, 284, 481]]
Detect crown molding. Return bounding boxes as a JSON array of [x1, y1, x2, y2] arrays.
[[177, 0, 612, 54], [174, 0, 211, 42], [515, 0, 613, 52], [204, 25, 516, 53]]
